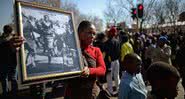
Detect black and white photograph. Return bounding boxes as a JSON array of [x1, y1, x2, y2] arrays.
[[17, 1, 83, 83]]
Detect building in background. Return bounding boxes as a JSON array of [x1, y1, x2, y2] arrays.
[[144, 12, 185, 34]]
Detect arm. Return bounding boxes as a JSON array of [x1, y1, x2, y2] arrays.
[[9, 36, 24, 51]]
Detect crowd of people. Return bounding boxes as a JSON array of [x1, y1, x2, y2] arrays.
[[0, 19, 185, 99], [93, 25, 184, 99]]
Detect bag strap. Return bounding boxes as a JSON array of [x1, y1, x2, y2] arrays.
[[81, 49, 96, 68]]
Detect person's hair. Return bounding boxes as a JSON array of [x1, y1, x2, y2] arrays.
[[3, 25, 13, 34], [77, 20, 93, 34], [146, 61, 180, 86], [120, 31, 129, 43], [96, 32, 105, 41], [44, 15, 49, 19], [123, 53, 141, 67], [119, 30, 126, 35]]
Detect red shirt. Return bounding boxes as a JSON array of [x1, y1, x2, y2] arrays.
[[84, 45, 106, 76]]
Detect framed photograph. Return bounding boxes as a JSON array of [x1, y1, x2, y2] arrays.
[[16, 1, 83, 84]]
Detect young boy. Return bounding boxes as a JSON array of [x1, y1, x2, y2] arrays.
[[146, 61, 180, 99], [118, 53, 147, 99]]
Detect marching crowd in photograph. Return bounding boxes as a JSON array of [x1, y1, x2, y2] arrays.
[[0, 19, 185, 99]]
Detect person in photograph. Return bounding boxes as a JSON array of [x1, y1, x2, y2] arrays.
[[64, 20, 106, 99], [36, 15, 55, 64], [23, 16, 37, 68]]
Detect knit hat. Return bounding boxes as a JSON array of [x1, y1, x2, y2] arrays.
[[159, 36, 168, 42]]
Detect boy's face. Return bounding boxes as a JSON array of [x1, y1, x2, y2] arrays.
[[128, 56, 142, 74]]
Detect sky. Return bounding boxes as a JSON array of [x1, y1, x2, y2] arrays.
[[61, 0, 106, 19], [0, 0, 14, 33], [0, 0, 107, 33], [75, 0, 106, 19], [70, 0, 107, 29]]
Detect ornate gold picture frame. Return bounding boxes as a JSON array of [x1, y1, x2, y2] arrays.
[[16, 1, 83, 84]]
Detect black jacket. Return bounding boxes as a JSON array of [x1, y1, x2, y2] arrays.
[[104, 37, 120, 61], [0, 41, 17, 68]]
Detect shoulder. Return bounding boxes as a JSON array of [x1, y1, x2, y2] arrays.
[[122, 42, 133, 49], [165, 45, 171, 49], [135, 73, 145, 84], [136, 73, 143, 77], [163, 45, 171, 51], [121, 72, 132, 84], [89, 45, 101, 52], [86, 45, 102, 57]]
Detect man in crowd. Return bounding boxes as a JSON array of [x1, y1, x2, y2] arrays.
[[151, 36, 172, 64], [119, 32, 134, 78], [104, 27, 120, 95], [0, 25, 24, 97]]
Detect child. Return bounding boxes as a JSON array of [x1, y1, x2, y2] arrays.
[[146, 61, 180, 99], [118, 53, 147, 99]]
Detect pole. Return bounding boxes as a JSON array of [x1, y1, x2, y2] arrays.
[[140, 18, 142, 33], [136, 18, 139, 32]]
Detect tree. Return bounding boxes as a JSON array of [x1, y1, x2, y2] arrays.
[[137, 0, 156, 32], [84, 15, 104, 32], [164, 0, 184, 32], [17, 0, 104, 32], [104, 0, 125, 26], [60, 1, 104, 31], [165, 0, 180, 23], [104, 0, 157, 32], [150, 0, 185, 32], [152, 1, 165, 24], [60, 0, 81, 28]]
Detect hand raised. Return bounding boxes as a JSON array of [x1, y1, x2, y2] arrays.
[[9, 35, 25, 51]]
